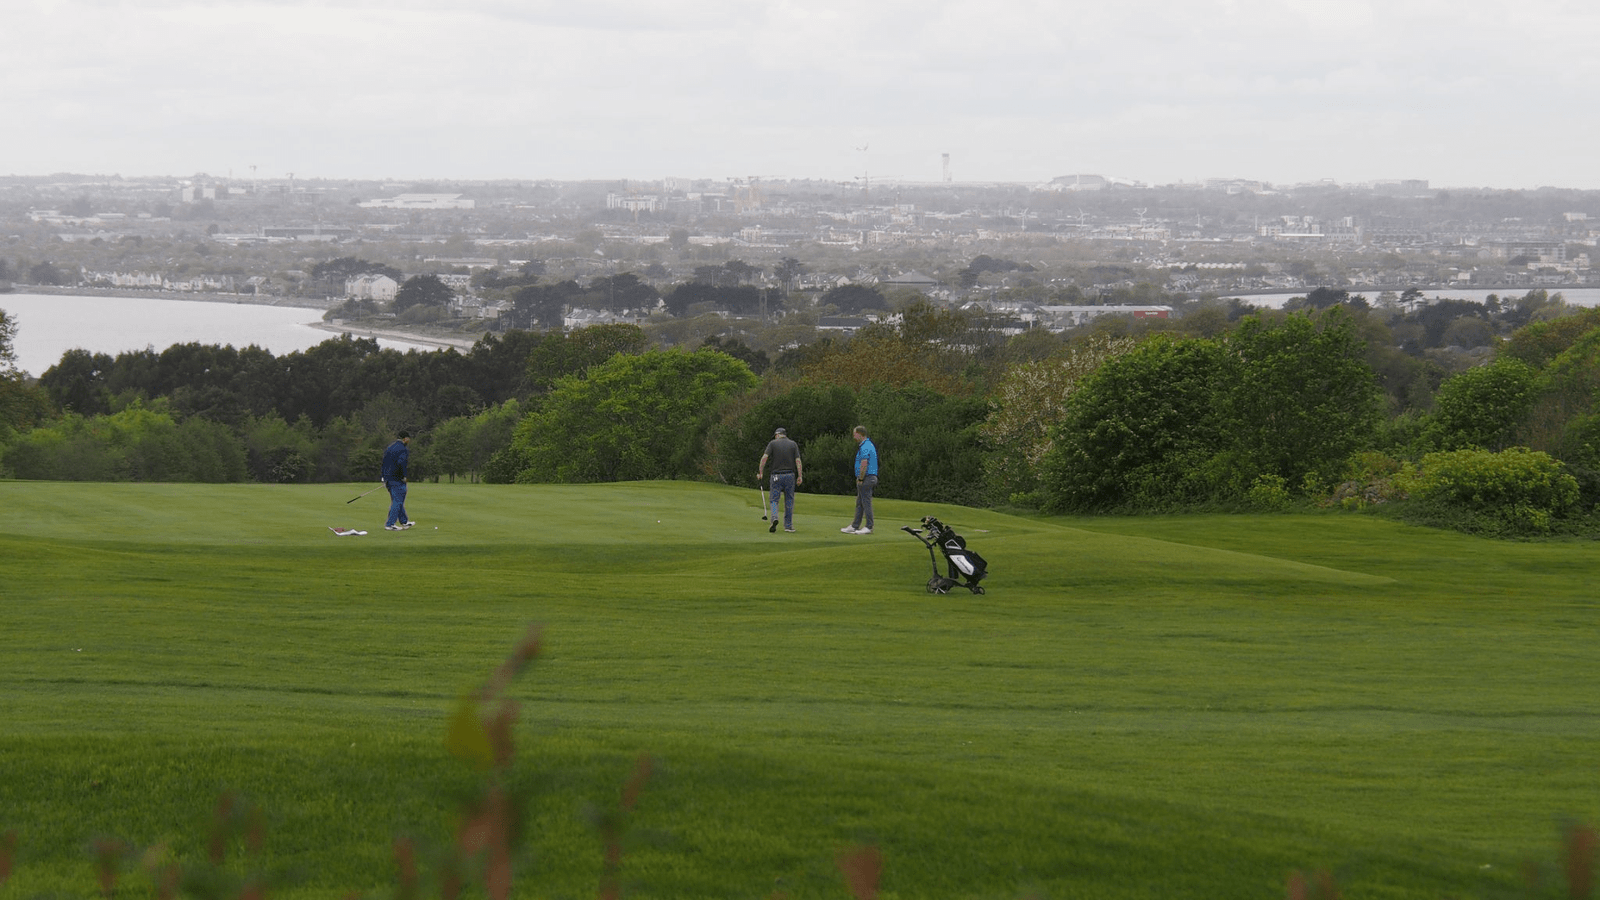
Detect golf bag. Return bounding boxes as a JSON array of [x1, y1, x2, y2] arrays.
[[901, 516, 988, 595]]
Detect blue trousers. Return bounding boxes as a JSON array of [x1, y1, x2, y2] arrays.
[[385, 481, 408, 527], [769, 472, 796, 528]]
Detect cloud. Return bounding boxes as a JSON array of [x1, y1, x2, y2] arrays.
[[3, 0, 1598, 187]]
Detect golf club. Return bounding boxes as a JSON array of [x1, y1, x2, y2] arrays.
[[760, 481, 769, 520], [347, 484, 384, 504]]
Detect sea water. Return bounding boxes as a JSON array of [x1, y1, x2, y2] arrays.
[[1, 292, 437, 378]]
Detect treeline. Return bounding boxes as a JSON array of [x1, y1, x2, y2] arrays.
[[4, 290, 1600, 536]]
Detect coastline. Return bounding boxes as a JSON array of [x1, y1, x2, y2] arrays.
[[13, 283, 334, 310], [311, 320, 483, 352], [1217, 283, 1596, 298], [8, 284, 487, 354]]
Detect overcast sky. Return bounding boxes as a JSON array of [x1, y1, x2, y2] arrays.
[[6, 0, 1598, 190]]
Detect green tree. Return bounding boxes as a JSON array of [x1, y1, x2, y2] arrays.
[[1041, 335, 1228, 511], [1, 404, 246, 482], [525, 324, 649, 392], [508, 281, 578, 329], [0, 309, 55, 437], [980, 333, 1136, 502], [1219, 309, 1381, 490], [27, 261, 68, 286], [800, 302, 981, 396], [507, 349, 757, 482], [712, 383, 858, 490], [394, 274, 455, 312], [819, 284, 886, 315], [311, 257, 403, 283], [1426, 357, 1542, 452], [241, 415, 317, 483], [775, 257, 805, 295], [425, 415, 475, 483], [584, 273, 659, 312], [699, 335, 769, 375], [855, 382, 991, 506], [0, 307, 15, 372]]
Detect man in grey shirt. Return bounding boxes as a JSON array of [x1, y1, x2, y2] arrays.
[[757, 427, 804, 533]]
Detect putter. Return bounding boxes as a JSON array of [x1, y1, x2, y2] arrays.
[[347, 484, 384, 504], [760, 482, 769, 520]]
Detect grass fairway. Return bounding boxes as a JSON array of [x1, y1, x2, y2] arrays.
[[3, 480, 1600, 899]]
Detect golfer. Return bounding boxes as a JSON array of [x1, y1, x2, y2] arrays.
[[841, 425, 878, 535], [381, 430, 415, 531], [757, 427, 803, 533]]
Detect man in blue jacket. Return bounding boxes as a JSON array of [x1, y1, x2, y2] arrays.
[[381, 430, 415, 531]]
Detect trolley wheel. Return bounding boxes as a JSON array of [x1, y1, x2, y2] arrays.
[[969, 584, 986, 595]]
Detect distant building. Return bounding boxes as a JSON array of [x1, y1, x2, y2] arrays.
[[882, 271, 939, 289], [606, 193, 661, 213], [358, 193, 475, 209], [1030, 305, 1171, 331], [346, 274, 398, 301], [1490, 241, 1567, 264], [1044, 175, 1107, 192], [817, 316, 874, 335]]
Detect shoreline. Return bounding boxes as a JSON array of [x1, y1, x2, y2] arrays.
[[7, 285, 488, 354], [11, 284, 334, 310], [1217, 283, 1596, 298], [310, 321, 483, 352]]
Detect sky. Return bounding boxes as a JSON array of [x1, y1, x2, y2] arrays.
[[6, 0, 1599, 190]]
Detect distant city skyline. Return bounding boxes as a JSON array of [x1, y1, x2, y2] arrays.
[[7, 0, 1600, 191]]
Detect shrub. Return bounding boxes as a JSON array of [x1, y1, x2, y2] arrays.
[[1424, 357, 1542, 452], [1397, 447, 1579, 535], [1325, 451, 1407, 509], [507, 349, 757, 482], [710, 382, 858, 489], [855, 382, 991, 506], [1041, 335, 1227, 512], [980, 334, 1136, 501], [1245, 474, 1293, 511]]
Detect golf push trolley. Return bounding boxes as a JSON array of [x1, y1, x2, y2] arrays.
[[901, 516, 988, 594]]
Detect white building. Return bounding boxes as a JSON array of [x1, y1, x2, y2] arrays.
[[346, 274, 399, 301], [358, 193, 475, 210]]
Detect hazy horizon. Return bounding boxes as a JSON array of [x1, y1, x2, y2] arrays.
[[7, 1, 1600, 191]]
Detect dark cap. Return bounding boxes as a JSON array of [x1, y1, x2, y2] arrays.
[[774, 427, 786, 436], [398, 430, 411, 439]]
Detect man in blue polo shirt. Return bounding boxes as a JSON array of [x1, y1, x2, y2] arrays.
[[841, 425, 877, 535]]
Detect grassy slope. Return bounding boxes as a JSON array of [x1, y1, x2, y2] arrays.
[[2, 481, 1599, 899]]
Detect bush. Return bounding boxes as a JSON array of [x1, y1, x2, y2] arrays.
[[710, 382, 858, 489], [1244, 474, 1293, 511], [1424, 357, 1542, 452], [855, 382, 991, 506], [507, 349, 757, 482], [1041, 335, 1227, 512], [1397, 447, 1580, 535], [1325, 451, 1406, 509], [1, 406, 248, 482]]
